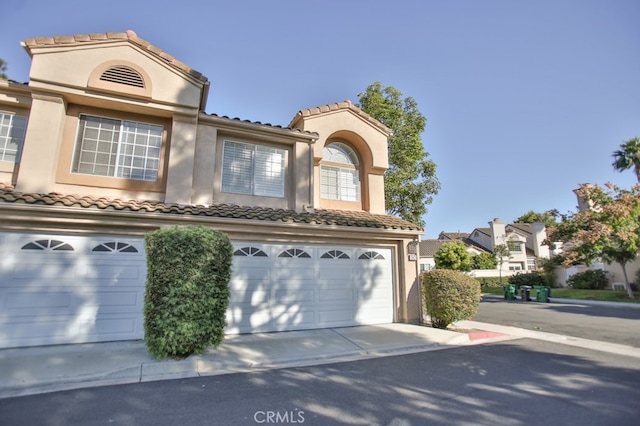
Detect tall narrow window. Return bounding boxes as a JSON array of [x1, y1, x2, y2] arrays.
[[320, 142, 360, 202], [0, 112, 27, 163], [221, 140, 286, 197], [72, 114, 162, 181]]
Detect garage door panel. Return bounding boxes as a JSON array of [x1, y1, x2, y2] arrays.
[[319, 265, 354, 279], [318, 289, 354, 302], [0, 232, 145, 348], [85, 264, 143, 281], [318, 308, 354, 324], [272, 267, 315, 280], [231, 264, 273, 280], [273, 289, 314, 304], [271, 307, 315, 328], [228, 289, 270, 304], [3, 291, 74, 310], [8, 260, 79, 280], [226, 309, 271, 333], [229, 277, 271, 291]]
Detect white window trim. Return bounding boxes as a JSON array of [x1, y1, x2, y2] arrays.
[[221, 140, 286, 198], [0, 112, 28, 163], [320, 142, 361, 202], [71, 114, 162, 182]]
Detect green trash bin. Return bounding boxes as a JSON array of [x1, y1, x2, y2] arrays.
[[504, 284, 516, 300], [536, 286, 550, 303]]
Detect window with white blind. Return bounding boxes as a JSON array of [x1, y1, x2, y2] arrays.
[[221, 140, 286, 197], [0, 112, 28, 163], [72, 115, 162, 181], [320, 142, 360, 202]]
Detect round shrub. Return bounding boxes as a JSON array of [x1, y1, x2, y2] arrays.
[[144, 225, 233, 359], [421, 269, 481, 329], [567, 269, 608, 290]]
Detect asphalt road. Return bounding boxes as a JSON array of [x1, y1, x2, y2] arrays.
[[473, 297, 640, 348], [1, 338, 639, 426]]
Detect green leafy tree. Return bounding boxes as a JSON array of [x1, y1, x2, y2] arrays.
[[357, 82, 440, 226], [434, 241, 472, 272], [612, 137, 640, 183], [472, 252, 498, 270], [547, 183, 640, 298], [493, 244, 511, 284], [0, 58, 7, 79], [514, 210, 556, 228]]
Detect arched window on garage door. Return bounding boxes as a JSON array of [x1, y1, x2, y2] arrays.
[[21, 240, 74, 251], [320, 250, 350, 259], [234, 247, 268, 257], [278, 248, 311, 258], [92, 242, 138, 253], [358, 251, 385, 260]]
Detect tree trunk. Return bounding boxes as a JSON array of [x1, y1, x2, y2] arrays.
[[619, 261, 635, 299]]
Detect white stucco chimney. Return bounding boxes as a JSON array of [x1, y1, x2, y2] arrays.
[[531, 221, 550, 259], [489, 218, 506, 250]]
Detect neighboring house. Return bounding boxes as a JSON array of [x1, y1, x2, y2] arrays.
[[557, 187, 640, 289], [419, 218, 550, 276], [0, 30, 423, 349]]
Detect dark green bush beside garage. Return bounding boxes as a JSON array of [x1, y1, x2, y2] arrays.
[[421, 269, 481, 329], [144, 225, 233, 359]]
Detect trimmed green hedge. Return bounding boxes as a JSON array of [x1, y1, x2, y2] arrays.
[[508, 272, 546, 287], [421, 269, 481, 329], [567, 269, 608, 290], [475, 276, 505, 288], [144, 225, 233, 359]]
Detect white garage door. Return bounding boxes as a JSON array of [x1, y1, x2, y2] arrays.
[[226, 243, 394, 333], [0, 234, 394, 348], [0, 232, 146, 349]]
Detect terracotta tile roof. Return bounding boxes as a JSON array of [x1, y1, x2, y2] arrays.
[[203, 112, 318, 138], [289, 100, 391, 135], [21, 30, 208, 83], [0, 183, 421, 231]]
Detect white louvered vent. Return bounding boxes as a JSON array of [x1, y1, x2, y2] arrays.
[[99, 66, 145, 88]]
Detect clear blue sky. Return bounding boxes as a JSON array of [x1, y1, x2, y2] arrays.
[[2, 1, 639, 238]]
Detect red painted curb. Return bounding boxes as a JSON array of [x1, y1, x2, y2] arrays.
[[468, 331, 507, 341]]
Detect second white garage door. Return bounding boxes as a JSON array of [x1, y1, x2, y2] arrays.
[[226, 243, 394, 333]]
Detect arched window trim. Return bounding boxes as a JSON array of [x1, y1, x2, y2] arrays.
[[320, 141, 362, 202]]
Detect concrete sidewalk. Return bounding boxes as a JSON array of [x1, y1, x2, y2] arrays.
[[0, 323, 485, 399]]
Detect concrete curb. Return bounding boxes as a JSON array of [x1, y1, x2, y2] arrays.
[[0, 324, 475, 399], [482, 293, 640, 309], [455, 320, 640, 359]]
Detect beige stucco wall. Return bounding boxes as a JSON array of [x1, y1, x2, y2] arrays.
[[27, 42, 204, 112], [164, 114, 198, 204], [292, 109, 389, 214], [15, 92, 66, 194]]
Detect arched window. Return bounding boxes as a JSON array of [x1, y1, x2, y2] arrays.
[[320, 142, 361, 202]]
